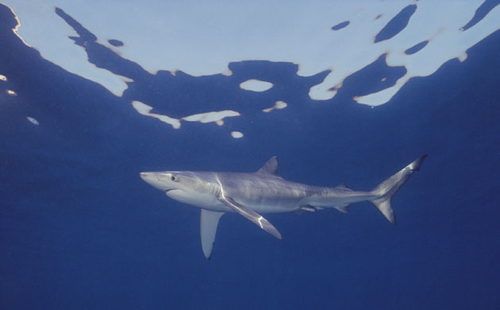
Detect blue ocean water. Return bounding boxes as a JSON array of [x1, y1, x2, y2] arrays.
[[1, 4, 500, 310]]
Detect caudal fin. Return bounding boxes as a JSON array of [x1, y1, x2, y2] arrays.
[[370, 155, 427, 224]]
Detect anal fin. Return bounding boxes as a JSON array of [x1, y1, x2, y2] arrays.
[[335, 204, 350, 213]]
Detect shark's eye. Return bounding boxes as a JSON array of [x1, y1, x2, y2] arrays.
[[170, 175, 179, 182]]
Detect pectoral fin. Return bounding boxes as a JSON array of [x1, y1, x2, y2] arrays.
[[200, 209, 225, 260], [218, 196, 282, 240], [335, 204, 350, 213]]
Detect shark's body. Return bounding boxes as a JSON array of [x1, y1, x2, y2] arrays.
[[140, 155, 427, 259]]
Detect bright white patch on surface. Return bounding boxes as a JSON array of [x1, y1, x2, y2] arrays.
[[263, 100, 288, 113], [275, 101, 287, 109], [231, 131, 244, 138], [27, 116, 39, 125], [131, 101, 181, 129], [0, 74, 6, 81], [132, 101, 240, 129], [239, 79, 273, 92], [3, 4, 30, 47], [4, 1, 500, 106], [182, 110, 240, 125], [6, 90, 17, 96]]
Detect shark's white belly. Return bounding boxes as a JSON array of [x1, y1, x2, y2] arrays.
[[201, 199, 301, 214], [234, 196, 304, 213]]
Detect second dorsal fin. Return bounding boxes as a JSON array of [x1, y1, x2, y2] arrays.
[[256, 156, 279, 176], [335, 183, 352, 191]]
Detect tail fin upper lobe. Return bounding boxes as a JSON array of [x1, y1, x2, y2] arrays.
[[370, 155, 427, 224]]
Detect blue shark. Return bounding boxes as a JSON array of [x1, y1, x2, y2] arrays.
[[140, 155, 427, 259]]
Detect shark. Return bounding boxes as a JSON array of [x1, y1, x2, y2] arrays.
[[140, 155, 427, 259]]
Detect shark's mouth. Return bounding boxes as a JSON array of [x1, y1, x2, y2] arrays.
[[165, 189, 182, 195], [165, 189, 187, 201]]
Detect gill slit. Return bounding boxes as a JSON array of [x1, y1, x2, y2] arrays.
[[215, 174, 224, 199]]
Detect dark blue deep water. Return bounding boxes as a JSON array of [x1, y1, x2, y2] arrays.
[[1, 4, 500, 309]]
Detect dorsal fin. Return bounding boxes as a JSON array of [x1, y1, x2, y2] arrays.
[[335, 183, 352, 191], [256, 156, 279, 176]]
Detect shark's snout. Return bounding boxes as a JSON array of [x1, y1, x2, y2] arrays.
[[140, 171, 171, 191], [140, 172, 155, 183]]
